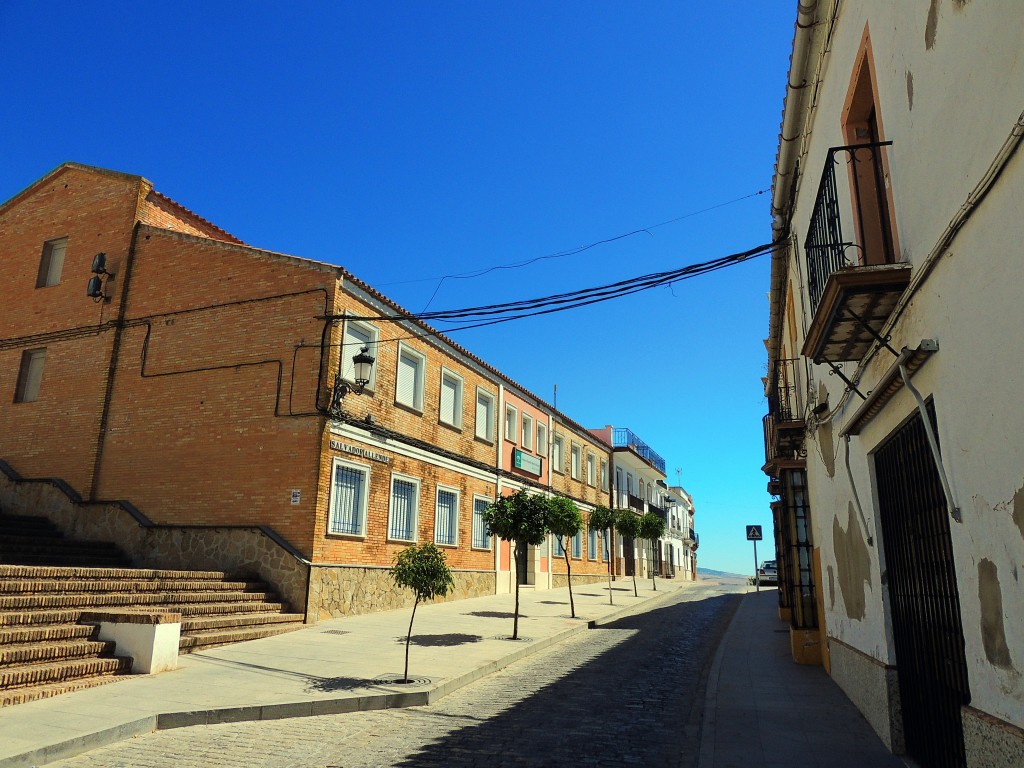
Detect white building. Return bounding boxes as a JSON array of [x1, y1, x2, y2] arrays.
[[763, 3, 1024, 767]]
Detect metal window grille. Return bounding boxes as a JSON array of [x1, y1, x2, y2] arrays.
[[472, 498, 491, 549], [435, 489, 458, 546], [328, 463, 366, 535], [389, 478, 417, 541]]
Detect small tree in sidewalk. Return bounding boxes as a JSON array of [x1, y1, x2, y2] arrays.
[[615, 509, 642, 598], [482, 489, 549, 640], [638, 512, 667, 591], [588, 505, 617, 605], [391, 543, 455, 683], [546, 496, 584, 618]]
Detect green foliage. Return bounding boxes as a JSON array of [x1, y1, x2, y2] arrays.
[[587, 505, 616, 534], [546, 496, 583, 539], [638, 512, 666, 543], [391, 543, 455, 602], [482, 489, 549, 547], [614, 509, 641, 539]]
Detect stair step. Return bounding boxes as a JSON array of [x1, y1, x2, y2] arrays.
[[0, 639, 116, 667], [0, 610, 83, 627], [0, 554, 133, 568], [177, 601, 286, 617], [0, 591, 277, 611], [179, 622, 305, 652], [0, 623, 97, 645], [0, 565, 232, 581], [0, 516, 58, 533], [0, 655, 132, 690], [0, 669, 131, 708], [181, 612, 305, 632], [0, 578, 265, 595]]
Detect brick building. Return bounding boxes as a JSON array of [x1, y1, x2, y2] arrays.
[[1, 162, 625, 620]]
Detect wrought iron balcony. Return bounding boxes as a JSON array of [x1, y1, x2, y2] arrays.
[[802, 142, 912, 365], [627, 494, 645, 513], [612, 428, 666, 474]]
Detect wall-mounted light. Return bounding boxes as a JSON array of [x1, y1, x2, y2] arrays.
[[812, 399, 830, 417], [329, 345, 376, 416], [86, 252, 112, 301]]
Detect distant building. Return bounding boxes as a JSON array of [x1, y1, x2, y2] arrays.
[[763, 3, 1024, 767]]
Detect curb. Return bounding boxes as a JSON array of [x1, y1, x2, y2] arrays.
[[0, 587, 686, 768]]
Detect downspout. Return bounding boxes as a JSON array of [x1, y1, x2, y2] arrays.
[[898, 363, 961, 523]]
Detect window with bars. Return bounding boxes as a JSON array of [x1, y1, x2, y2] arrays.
[[14, 349, 47, 403], [588, 527, 597, 560], [472, 496, 491, 549], [326, 459, 369, 536], [395, 344, 425, 411], [342, 320, 378, 389], [434, 487, 459, 546], [388, 475, 419, 541], [439, 369, 463, 428], [475, 388, 495, 442], [572, 530, 582, 559], [36, 238, 67, 288]]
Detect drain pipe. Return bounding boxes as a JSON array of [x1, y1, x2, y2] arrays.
[[842, 435, 873, 545], [898, 363, 962, 523]]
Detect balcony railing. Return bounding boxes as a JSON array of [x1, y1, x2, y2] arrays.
[[612, 428, 666, 474], [627, 494, 645, 513], [805, 141, 894, 314], [769, 357, 803, 423]]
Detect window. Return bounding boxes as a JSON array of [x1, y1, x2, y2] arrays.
[[588, 527, 597, 560], [616, 468, 623, 504], [521, 413, 533, 450], [586, 454, 595, 486], [435, 487, 459, 546], [439, 369, 464, 429], [600, 459, 609, 492], [342, 319, 378, 389], [572, 530, 582, 559], [395, 344, 426, 411], [14, 349, 46, 403], [570, 443, 582, 480], [537, 423, 547, 456], [552, 434, 565, 474], [326, 459, 369, 536], [472, 496, 491, 549], [475, 388, 495, 442], [388, 475, 419, 541], [553, 533, 565, 556], [36, 238, 67, 288], [505, 404, 518, 441]]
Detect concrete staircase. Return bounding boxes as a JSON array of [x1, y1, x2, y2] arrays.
[[0, 513, 306, 707]]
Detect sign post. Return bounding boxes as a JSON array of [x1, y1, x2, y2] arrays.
[[746, 525, 763, 592]]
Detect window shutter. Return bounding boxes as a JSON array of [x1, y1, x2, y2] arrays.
[[441, 375, 457, 424], [475, 393, 490, 439], [397, 352, 418, 407], [343, 324, 372, 380]]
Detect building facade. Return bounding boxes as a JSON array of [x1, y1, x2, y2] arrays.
[[1, 162, 635, 625], [763, 3, 1024, 767]]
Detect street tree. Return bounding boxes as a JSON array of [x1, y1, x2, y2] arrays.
[[546, 496, 584, 618], [482, 489, 549, 639], [588, 505, 617, 605], [391, 543, 455, 683], [615, 509, 642, 597], [638, 512, 667, 591]]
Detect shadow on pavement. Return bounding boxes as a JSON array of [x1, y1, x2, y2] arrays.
[[306, 676, 369, 693], [395, 633, 485, 647], [463, 610, 521, 619]]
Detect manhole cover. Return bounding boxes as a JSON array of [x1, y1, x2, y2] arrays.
[[371, 674, 432, 686], [321, 629, 350, 636], [493, 635, 534, 643]]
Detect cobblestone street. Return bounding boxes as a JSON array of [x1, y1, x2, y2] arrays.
[[48, 584, 739, 768]]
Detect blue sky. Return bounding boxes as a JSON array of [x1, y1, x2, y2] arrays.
[[2, 2, 794, 576]]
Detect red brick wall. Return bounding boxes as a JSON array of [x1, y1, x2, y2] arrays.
[[0, 166, 144, 494], [550, 425, 613, 575]]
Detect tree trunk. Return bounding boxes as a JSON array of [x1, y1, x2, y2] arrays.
[[564, 540, 575, 618], [512, 542, 521, 640], [604, 533, 613, 605], [650, 540, 657, 591], [404, 596, 419, 683]]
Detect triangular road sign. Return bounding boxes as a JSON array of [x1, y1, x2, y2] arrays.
[[746, 525, 763, 541]]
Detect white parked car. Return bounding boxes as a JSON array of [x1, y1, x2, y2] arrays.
[[757, 560, 778, 586]]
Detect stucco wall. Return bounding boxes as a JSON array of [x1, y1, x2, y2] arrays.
[[828, 636, 903, 752]]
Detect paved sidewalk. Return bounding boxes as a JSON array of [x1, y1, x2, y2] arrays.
[[698, 588, 905, 768], [0, 576, 706, 768]]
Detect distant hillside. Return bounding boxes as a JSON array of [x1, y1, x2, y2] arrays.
[[697, 567, 747, 579]]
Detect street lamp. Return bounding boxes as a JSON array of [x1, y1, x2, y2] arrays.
[[330, 345, 375, 416]]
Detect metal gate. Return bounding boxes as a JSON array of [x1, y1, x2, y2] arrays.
[[874, 404, 970, 768]]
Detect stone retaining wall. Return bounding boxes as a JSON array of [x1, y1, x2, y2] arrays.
[[308, 566, 495, 621]]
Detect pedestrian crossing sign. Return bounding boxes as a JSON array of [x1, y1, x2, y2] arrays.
[[746, 525, 762, 541]]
